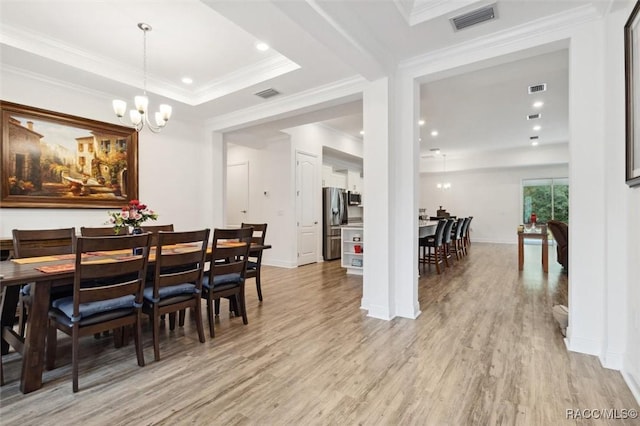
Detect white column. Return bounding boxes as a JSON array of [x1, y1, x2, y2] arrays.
[[362, 78, 392, 319], [392, 70, 421, 319], [362, 75, 421, 320], [210, 131, 226, 228]]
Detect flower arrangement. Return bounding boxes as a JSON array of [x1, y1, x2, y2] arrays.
[[107, 200, 158, 234]]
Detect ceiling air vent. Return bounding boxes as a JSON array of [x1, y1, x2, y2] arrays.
[[450, 4, 497, 31], [528, 83, 547, 94], [254, 88, 280, 99], [529, 136, 539, 140], [527, 113, 542, 120]]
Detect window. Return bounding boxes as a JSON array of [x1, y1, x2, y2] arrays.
[[522, 178, 569, 223]]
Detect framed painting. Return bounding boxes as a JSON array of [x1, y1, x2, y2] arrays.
[[625, 1, 640, 187], [1, 101, 139, 208]]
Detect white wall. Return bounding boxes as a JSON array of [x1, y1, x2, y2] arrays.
[[420, 164, 568, 244], [226, 140, 296, 268], [0, 68, 213, 236], [611, 2, 640, 402]]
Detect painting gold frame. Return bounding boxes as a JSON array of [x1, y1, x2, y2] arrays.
[[1, 101, 139, 208], [625, 1, 640, 187]]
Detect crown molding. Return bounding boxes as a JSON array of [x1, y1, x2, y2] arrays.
[[315, 122, 362, 143], [205, 75, 366, 133], [1, 23, 300, 107], [191, 55, 300, 105]]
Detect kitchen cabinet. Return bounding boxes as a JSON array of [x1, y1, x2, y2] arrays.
[[341, 225, 363, 275], [347, 170, 363, 192]]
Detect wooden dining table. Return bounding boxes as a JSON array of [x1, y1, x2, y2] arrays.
[[0, 241, 270, 394]]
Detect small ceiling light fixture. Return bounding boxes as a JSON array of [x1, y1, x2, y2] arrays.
[[256, 42, 270, 51], [436, 154, 451, 190], [533, 125, 541, 131], [359, 130, 365, 135], [112, 23, 172, 133], [533, 101, 544, 108], [418, 119, 425, 126], [431, 130, 439, 137], [181, 77, 193, 85], [531, 140, 539, 146]]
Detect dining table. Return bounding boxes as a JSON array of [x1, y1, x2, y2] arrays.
[[0, 240, 270, 394]]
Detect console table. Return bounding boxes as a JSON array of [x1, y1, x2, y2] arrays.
[[517, 224, 548, 273]]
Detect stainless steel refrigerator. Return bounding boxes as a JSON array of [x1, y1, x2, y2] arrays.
[[322, 187, 348, 260]]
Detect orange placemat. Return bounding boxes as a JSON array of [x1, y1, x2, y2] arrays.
[[36, 263, 74, 273], [12, 253, 93, 264]]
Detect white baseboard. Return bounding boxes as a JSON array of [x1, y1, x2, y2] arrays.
[[366, 304, 392, 320], [622, 370, 640, 406], [599, 351, 624, 370], [567, 335, 600, 356], [262, 259, 297, 268]]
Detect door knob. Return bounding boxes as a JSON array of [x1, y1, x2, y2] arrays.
[[241, 210, 247, 213], [314, 221, 318, 224]]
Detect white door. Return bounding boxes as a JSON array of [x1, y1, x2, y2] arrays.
[[296, 152, 318, 265], [226, 162, 249, 227]]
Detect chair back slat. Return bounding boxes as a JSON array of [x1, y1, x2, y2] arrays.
[[12, 227, 76, 258], [80, 226, 129, 236], [442, 219, 455, 244]]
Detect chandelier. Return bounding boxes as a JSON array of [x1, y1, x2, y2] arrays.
[[112, 23, 172, 133], [436, 154, 451, 190]]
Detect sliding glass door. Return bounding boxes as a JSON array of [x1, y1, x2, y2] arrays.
[[522, 178, 569, 223]]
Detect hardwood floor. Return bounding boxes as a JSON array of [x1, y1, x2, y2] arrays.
[[1, 243, 637, 425]]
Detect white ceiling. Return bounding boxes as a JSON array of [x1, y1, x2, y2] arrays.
[[0, 0, 615, 164]]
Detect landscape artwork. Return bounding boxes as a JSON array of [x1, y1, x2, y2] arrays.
[[1, 101, 138, 208]]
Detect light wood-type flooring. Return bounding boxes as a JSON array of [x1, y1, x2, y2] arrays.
[[1, 243, 638, 425]]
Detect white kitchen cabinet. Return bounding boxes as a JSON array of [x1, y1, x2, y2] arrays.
[[347, 170, 363, 192]]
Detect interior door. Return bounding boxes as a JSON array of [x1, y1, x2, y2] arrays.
[[296, 151, 318, 266], [226, 162, 249, 227]]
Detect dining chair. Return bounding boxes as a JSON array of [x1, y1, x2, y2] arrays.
[[419, 219, 447, 274], [460, 217, 472, 256], [45, 233, 151, 392], [451, 218, 466, 260], [141, 229, 209, 361], [463, 216, 473, 249], [201, 227, 253, 338], [441, 218, 456, 267], [240, 223, 268, 301], [12, 228, 76, 337], [80, 226, 129, 236]]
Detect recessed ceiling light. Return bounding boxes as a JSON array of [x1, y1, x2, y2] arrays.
[[533, 101, 544, 108], [531, 140, 539, 146], [256, 42, 270, 51], [533, 125, 541, 131], [430, 148, 440, 155], [418, 119, 425, 126], [181, 77, 193, 84], [359, 130, 364, 135], [431, 130, 438, 137]]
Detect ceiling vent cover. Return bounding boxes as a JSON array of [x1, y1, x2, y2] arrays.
[[527, 113, 542, 120], [450, 4, 497, 31], [529, 136, 539, 140], [254, 88, 280, 99], [528, 83, 547, 94]]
